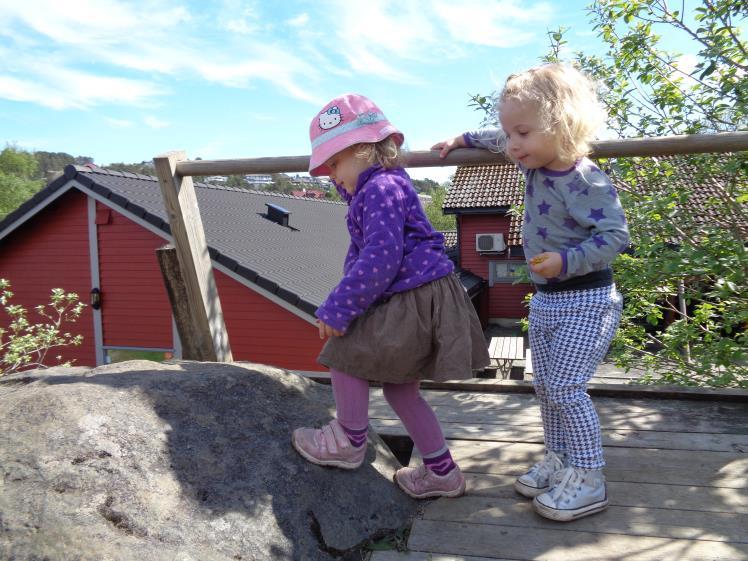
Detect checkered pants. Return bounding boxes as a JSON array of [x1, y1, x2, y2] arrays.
[[528, 285, 622, 469]]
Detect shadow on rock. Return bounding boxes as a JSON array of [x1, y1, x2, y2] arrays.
[[0, 360, 418, 561]]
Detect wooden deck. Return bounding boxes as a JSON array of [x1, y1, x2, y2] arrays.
[[367, 386, 748, 561]]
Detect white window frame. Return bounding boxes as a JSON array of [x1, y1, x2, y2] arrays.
[[488, 260, 527, 286]]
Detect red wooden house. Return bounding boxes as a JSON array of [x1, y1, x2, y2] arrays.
[[0, 164, 484, 372], [444, 164, 531, 325]]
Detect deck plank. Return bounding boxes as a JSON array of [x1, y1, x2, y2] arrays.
[[371, 418, 748, 452], [449, 441, 747, 488], [462, 473, 748, 514], [406, 520, 748, 561], [420, 496, 748, 542]]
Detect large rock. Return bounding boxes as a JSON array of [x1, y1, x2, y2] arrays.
[[0, 361, 418, 561]]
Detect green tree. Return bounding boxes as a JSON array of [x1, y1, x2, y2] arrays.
[[107, 161, 155, 176], [0, 279, 86, 375], [34, 151, 93, 180], [572, 0, 747, 387], [472, 0, 747, 387], [424, 187, 456, 231], [0, 146, 44, 219]]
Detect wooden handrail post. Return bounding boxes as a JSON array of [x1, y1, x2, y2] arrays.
[[153, 151, 233, 362]]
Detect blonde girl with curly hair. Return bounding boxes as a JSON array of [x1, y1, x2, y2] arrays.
[[434, 63, 630, 522]]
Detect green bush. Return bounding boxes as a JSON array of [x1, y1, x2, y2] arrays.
[[0, 279, 86, 375]]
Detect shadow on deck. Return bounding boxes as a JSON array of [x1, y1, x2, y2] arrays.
[[368, 385, 748, 561]]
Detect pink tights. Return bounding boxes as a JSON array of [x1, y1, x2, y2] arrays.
[[330, 368, 447, 457]]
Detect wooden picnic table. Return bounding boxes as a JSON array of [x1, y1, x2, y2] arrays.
[[488, 336, 525, 378]]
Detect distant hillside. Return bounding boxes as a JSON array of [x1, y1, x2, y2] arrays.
[[33, 151, 93, 180]]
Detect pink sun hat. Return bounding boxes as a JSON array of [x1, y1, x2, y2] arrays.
[[308, 93, 404, 176]]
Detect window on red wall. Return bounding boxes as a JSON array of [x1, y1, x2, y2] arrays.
[[489, 260, 528, 286]]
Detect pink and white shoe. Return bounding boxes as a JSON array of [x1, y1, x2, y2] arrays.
[[291, 419, 366, 469], [394, 464, 466, 499]]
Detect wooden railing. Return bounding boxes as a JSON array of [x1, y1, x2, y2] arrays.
[[153, 131, 748, 362]]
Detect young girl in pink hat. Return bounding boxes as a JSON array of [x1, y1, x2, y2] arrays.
[[292, 93, 490, 499]]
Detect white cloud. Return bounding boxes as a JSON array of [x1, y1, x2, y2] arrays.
[[105, 117, 134, 128], [0, 68, 163, 110], [144, 116, 169, 129], [433, 0, 552, 47], [675, 53, 699, 76], [287, 13, 309, 27], [0, 0, 558, 111]]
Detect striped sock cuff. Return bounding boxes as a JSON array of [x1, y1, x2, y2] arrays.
[[339, 423, 368, 447], [423, 448, 456, 476]]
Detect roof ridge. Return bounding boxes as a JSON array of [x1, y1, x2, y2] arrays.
[[190, 181, 346, 205], [64, 164, 346, 206], [65, 164, 160, 182]]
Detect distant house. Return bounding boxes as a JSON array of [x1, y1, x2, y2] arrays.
[[291, 189, 326, 199], [0, 165, 484, 371], [244, 174, 275, 187], [444, 164, 529, 324]]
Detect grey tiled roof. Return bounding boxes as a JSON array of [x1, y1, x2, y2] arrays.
[[445, 164, 524, 210], [441, 230, 457, 252], [445, 164, 524, 245]]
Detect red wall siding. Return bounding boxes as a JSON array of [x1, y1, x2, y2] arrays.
[[0, 190, 96, 366], [96, 203, 173, 348], [96, 203, 323, 370], [459, 214, 532, 319], [216, 272, 324, 371]]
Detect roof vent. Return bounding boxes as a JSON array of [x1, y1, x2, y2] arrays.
[[265, 203, 291, 227]]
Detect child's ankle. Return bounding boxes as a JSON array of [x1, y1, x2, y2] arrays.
[[338, 421, 368, 448]]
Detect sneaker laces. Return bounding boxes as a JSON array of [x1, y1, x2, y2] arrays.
[[548, 467, 583, 503], [527, 451, 564, 481], [410, 464, 430, 482]]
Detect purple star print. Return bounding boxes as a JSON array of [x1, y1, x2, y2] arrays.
[[567, 178, 585, 194], [538, 200, 552, 215], [563, 217, 579, 230], [589, 208, 606, 221], [537, 227, 549, 240], [592, 234, 609, 248]]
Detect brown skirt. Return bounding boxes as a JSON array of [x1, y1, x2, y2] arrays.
[[318, 273, 490, 383]]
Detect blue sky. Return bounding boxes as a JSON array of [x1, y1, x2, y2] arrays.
[[0, 0, 700, 182]]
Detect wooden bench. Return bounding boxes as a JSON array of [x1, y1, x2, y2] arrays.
[[488, 336, 525, 379]]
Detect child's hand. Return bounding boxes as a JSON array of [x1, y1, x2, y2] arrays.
[[529, 252, 563, 278], [431, 135, 466, 158], [317, 319, 343, 339]]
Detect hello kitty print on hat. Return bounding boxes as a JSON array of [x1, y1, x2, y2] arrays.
[[319, 106, 342, 129], [308, 93, 404, 176]]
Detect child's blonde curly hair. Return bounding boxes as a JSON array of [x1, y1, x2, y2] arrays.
[[353, 135, 402, 169], [498, 63, 606, 162]]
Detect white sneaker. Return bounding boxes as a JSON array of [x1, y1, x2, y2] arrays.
[[514, 450, 566, 498], [533, 466, 608, 521]]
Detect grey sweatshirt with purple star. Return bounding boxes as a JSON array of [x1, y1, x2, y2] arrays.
[[465, 130, 630, 288]]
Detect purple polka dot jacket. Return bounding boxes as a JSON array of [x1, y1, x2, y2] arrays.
[[316, 165, 454, 332]]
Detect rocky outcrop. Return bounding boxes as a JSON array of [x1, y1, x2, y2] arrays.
[[0, 361, 417, 561]]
